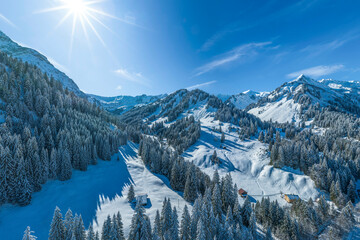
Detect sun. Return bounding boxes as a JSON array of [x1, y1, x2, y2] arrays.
[[65, 0, 87, 15], [37, 0, 118, 57]]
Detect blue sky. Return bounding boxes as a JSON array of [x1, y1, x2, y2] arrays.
[[1, 0, 360, 96]]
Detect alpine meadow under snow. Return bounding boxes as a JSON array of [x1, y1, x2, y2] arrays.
[[0, 24, 360, 240]]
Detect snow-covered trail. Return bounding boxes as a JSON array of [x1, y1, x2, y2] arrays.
[[0, 153, 132, 240], [183, 117, 320, 205], [92, 142, 191, 237]]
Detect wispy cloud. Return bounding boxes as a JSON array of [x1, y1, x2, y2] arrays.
[[301, 38, 356, 57], [0, 14, 16, 28], [187, 80, 216, 90], [114, 68, 149, 86], [287, 64, 344, 78], [116, 85, 122, 90], [193, 42, 272, 77], [199, 0, 320, 52]]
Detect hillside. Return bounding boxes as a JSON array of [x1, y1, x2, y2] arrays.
[[226, 90, 269, 109], [247, 75, 360, 123], [88, 93, 166, 114], [0, 31, 84, 97]]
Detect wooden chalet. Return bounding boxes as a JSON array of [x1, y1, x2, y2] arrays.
[[238, 188, 247, 198], [284, 194, 300, 203]]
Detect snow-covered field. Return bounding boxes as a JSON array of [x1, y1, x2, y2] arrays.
[[183, 116, 320, 205], [92, 143, 191, 237], [0, 153, 132, 240]]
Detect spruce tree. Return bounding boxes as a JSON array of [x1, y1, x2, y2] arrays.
[[23, 226, 37, 240], [128, 184, 135, 203], [87, 224, 95, 240], [49, 207, 65, 240], [180, 205, 191, 240]]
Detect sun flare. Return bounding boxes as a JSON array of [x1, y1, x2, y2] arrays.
[[37, 0, 118, 57], [65, 0, 87, 15]]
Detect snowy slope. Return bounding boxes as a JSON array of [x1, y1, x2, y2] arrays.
[[182, 116, 320, 205], [248, 75, 360, 123], [88, 94, 166, 114], [0, 143, 189, 240], [119, 89, 224, 125], [226, 90, 269, 109], [0, 153, 131, 240], [92, 142, 191, 237], [0, 31, 84, 97], [122, 88, 320, 205]]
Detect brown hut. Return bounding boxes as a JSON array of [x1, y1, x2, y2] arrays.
[[284, 194, 300, 203], [238, 188, 247, 198]]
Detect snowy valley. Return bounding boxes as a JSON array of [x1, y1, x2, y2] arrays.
[[0, 29, 359, 240]]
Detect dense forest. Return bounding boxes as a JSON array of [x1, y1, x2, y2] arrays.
[[0, 51, 127, 207]]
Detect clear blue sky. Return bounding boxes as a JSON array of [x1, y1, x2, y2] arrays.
[[1, 0, 360, 96]]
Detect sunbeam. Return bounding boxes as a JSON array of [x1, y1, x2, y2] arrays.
[[37, 0, 115, 58]]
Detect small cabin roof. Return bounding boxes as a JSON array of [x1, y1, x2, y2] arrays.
[[137, 193, 148, 197], [285, 194, 300, 200], [238, 188, 247, 194]]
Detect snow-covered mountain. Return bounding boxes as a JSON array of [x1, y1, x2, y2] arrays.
[[0, 31, 84, 97], [88, 94, 167, 114], [225, 90, 269, 109], [247, 74, 360, 123]]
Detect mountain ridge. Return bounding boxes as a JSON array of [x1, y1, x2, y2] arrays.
[[0, 30, 85, 97]]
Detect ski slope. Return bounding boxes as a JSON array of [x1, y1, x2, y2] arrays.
[[182, 116, 320, 205], [92, 142, 191, 237]]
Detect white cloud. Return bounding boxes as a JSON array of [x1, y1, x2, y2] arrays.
[[114, 68, 149, 86], [193, 42, 271, 77], [0, 14, 16, 28], [187, 80, 216, 90], [116, 85, 122, 90], [287, 64, 344, 78]]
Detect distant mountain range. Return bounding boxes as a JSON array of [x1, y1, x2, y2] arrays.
[[1, 30, 360, 123], [88, 94, 167, 114]]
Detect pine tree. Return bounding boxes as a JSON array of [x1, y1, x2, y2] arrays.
[[64, 209, 74, 240], [0, 146, 16, 203], [15, 156, 32, 206], [249, 212, 257, 239], [40, 148, 49, 184], [184, 166, 197, 202], [258, 131, 264, 142], [128, 204, 152, 240], [101, 215, 112, 240], [153, 210, 162, 240], [196, 219, 206, 240], [59, 149, 72, 181], [241, 196, 252, 227], [211, 150, 219, 164], [87, 224, 95, 240], [220, 133, 225, 143], [49, 148, 57, 179], [115, 211, 125, 240], [128, 184, 135, 203], [49, 207, 65, 240], [23, 226, 37, 240], [171, 207, 179, 240], [76, 215, 86, 240], [180, 205, 191, 240], [161, 198, 173, 236]]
